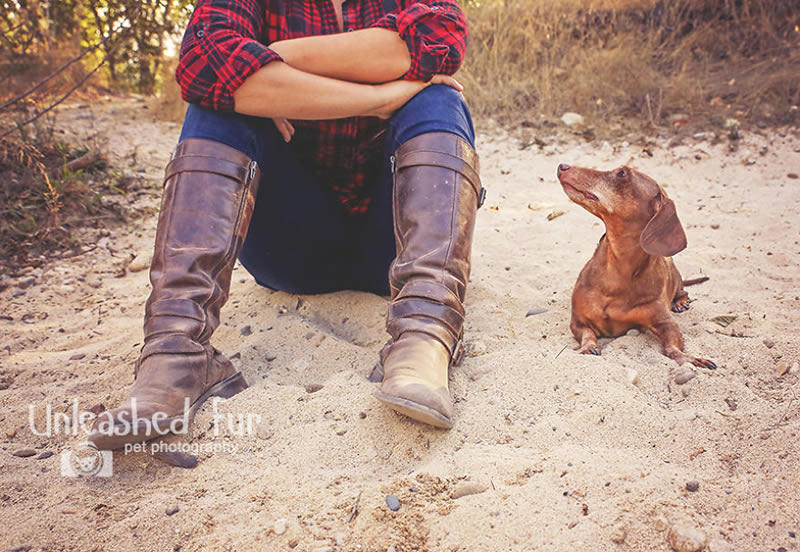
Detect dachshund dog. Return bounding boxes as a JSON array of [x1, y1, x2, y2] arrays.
[[557, 164, 716, 369]]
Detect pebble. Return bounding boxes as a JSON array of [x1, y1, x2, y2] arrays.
[[707, 539, 732, 552], [385, 494, 401, 511], [15, 276, 36, 289], [685, 480, 700, 492], [668, 523, 707, 552], [86, 276, 103, 289], [790, 362, 800, 375], [273, 518, 287, 535], [777, 361, 790, 376], [386, 546, 397, 552], [466, 340, 488, 357], [525, 307, 548, 317], [674, 370, 696, 385], [11, 448, 37, 458], [69, 353, 86, 361], [305, 384, 323, 393], [36, 451, 54, 460], [451, 481, 489, 499], [127, 253, 152, 273], [679, 409, 697, 421], [763, 338, 775, 348], [561, 112, 585, 126], [240, 325, 252, 336], [626, 368, 640, 385], [626, 328, 641, 337], [165, 506, 179, 516], [610, 523, 627, 544]]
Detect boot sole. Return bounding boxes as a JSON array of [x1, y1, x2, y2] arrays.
[[374, 390, 454, 429], [88, 371, 249, 451]]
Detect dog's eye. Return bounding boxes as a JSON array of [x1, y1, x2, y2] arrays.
[[616, 170, 626, 178]]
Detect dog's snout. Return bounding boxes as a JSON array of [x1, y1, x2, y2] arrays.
[[558, 163, 571, 174]]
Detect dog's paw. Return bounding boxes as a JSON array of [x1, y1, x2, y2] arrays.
[[671, 298, 691, 313], [580, 346, 601, 356]]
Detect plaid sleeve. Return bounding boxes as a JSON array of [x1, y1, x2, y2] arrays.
[[176, 0, 282, 111], [372, 0, 467, 82]]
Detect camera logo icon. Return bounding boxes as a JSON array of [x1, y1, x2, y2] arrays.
[[60, 442, 113, 477]]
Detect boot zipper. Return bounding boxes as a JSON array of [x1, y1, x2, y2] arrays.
[[389, 155, 396, 173], [249, 161, 258, 181]]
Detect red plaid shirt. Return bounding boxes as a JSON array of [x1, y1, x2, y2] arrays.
[[176, 0, 468, 214]]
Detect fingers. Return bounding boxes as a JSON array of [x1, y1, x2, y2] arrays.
[[272, 117, 295, 143], [429, 74, 464, 92]]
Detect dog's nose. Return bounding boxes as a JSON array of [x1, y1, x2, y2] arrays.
[[558, 163, 571, 174]]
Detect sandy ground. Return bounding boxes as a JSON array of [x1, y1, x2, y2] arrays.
[[1, 97, 799, 552]]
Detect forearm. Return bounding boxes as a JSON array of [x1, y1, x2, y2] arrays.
[[269, 28, 411, 84], [233, 61, 386, 119]]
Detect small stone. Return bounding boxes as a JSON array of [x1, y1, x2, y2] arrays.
[[525, 308, 548, 317], [707, 539, 732, 552], [165, 506, 179, 516], [273, 518, 287, 535], [69, 353, 86, 361], [386, 546, 397, 552], [36, 451, 54, 460], [359, 411, 367, 419], [87, 276, 102, 289], [763, 338, 775, 348], [790, 362, 800, 375], [626, 368, 640, 385], [561, 112, 585, 126], [724, 398, 738, 411], [652, 516, 669, 532], [777, 361, 790, 376], [451, 481, 489, 499], [127, 254, 152, 273], [679, 409, 697, 421], [788, 173, 799, 179], [668, 523, 707, 552], [385, 494, 401, 511], [16, 276, 36, 289], [610, 523, 627, 544], [674, 370, 696, 385], [466, 340, 488, 357], [304, 384, 323, 393], [685, 480, 700, 492], [626, 328, 640, 337], [11, 448, 37, 458], [154, 451, 198, 469], [6, 429, 17, 438], [240, 325, 252, 336]]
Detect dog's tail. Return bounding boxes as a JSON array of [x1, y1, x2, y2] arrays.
[[683, 276, 710, 286]]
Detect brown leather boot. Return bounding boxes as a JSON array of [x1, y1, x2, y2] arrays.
[[374, 132, 484, 429], [89, 139, 259, 450]]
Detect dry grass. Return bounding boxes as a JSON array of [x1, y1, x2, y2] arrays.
[[460, 0, 800, 134]]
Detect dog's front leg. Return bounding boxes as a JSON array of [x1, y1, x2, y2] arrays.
[[648, 313, 717, 369]]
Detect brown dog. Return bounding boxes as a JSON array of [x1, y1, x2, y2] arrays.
[[557, 164, 716, 369]]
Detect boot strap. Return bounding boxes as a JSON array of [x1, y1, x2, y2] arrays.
[[395, 150, 484, 208], [165, 155, 256, 184]]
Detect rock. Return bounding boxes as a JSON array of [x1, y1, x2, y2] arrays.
[[525, 308, 548, 317], [626, 368, 640, 385], [763, 338, 775, 348], [153, 450, 198, 469], [15, 276, 36, 289], [652, 516, 670, 532], [561, 112, 585, 127], [127, 253, 152, 273], [273, 518, 287, 535], [679, 409, 697, 421], [451, 481, 489, 499], [36, 451, 54, 460], [305, 384, 323, 393], [610, 523, 627, 544], [385, 494, 401, 511], [685, 480, 700, 492], [724, 398, 738, 411], [466, 340, 488, 357], [240, 325, 252, 336], [387, 546, 398, 552], [69, 353, 86, 361], [789, 362, 800, 375], [626, 328, 640, 337], [777, 361, 790, 376], [11, 448, 37, 457], [668, 523, 707, 552], [165, 506, 179, 516], [674, 370, 696, 385], [86, 276, 103, 289]]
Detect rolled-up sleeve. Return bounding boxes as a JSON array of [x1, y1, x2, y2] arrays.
[[176, 0, 282, 111], [372, 0, 467, 82]]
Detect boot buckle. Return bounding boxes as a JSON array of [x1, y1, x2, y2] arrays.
[[478, 187, 487, 209]]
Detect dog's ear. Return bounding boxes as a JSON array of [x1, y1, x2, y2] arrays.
[[640, 194, 687, 257]]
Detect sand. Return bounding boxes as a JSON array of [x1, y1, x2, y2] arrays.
[[1, 97, 799, 552]]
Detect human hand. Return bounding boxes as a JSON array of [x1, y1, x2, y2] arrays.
[[272, 117, 295, 142], [370, 74, 464, 120]]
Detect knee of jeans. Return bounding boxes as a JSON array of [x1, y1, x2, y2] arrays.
[[389, 84, 475, 149], [178, 104, 269, 160]]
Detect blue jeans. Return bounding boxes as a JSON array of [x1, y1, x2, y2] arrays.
[[178, 85, 476, 295]]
